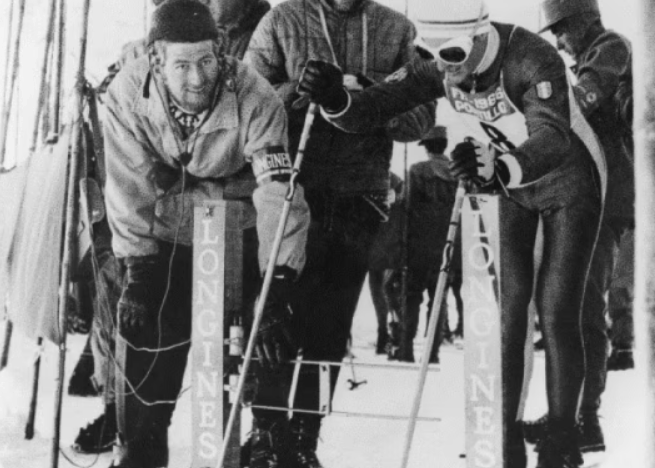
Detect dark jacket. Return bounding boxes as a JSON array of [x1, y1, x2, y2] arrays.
[[572, 28, 634, 219], [246, 0, 433, 195]]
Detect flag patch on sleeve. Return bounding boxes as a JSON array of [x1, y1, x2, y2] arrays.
[[536, 81, 553, 100], [251, 146, 293, 184]]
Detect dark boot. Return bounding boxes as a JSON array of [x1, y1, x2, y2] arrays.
[[289, 416, 324, 468], [375, 328, 389, 355], [248, 418, 288, 468], [607, 347, 634, 370], [578, 412, 605, 453], [111, 422, 168, 468], [68, 335, 99, 397], [535, 421, 583, 468], [522, 413, 548, 445], [72, 403, 117, 453]]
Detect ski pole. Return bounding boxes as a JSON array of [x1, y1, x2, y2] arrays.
[[216, 102, 318, 468], [399, 180, 467, 468], [1, 317, 12, 371]]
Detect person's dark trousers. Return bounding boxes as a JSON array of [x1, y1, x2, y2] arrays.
[[497, 155, 601, 463], [289, 192, 381, 421], [367, 268, 390, 353], [580, 216, 630, 415], [607, 227, 635, 351], [115, 242, 193, 467]]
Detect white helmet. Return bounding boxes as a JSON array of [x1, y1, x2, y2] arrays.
[[414, 0, 490, 58]]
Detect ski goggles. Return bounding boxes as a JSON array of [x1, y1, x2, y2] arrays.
[[433, 6, 488, 66]]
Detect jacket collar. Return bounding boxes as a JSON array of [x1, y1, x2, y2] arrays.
[[133, 68, 238, 137]]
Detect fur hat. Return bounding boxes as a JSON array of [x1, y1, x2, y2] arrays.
[[147, 0, 218, 46]]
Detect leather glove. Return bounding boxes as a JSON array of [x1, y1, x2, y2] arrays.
[[256, 266, 298, 369], [386, 105, 434, 143], [448, 138, 497, 186], [117, 256, 160, 340], [297, 59, 348, 112]]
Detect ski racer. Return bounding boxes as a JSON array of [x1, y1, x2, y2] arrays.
[[296, 0, 604, 467], [103, 1, 309, 466]]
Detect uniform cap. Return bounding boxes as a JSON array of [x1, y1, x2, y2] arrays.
[[147, 0, 219, 46], [539, 0, 600, 33], [414, 0, 490, 55], [419, 125, 448, 144]]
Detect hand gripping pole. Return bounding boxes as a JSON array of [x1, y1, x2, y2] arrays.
[[216, 103, 318, 468], [399, 180, 467, 468]]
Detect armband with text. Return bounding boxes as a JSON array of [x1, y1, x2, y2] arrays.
[[251, 146, 293, 184]]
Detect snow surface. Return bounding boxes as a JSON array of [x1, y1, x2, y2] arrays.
[[0, 287, 642, 468]]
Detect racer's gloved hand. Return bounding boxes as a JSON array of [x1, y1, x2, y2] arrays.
[[386, 105, 434, 143], [449, 138, 496, 186], [256, 266, 298, 369], [118, 256, 160, 340], [297, 60, 348, 112]]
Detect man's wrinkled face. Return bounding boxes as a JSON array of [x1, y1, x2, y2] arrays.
[[160, 40, 219, 114], [551, 20, 584, 58]]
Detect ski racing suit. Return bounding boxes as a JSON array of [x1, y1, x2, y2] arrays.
[[245, 0, 435, 434], [104, 55, 309, 465], [325, 22, 604, 460]]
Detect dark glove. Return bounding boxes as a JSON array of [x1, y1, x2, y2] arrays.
[[297, 59, 348, 112], [256, 266, 298, 369], [448, 138, 496, 186], [117, 256, 160, 340]]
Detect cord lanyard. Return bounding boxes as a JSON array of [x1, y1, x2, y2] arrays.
[[318, 4, 368, 75]]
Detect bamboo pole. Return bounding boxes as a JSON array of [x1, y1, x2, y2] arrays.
[[50, 0, 92, 466], [29, 0, 57, 152], [50, 0, 66, 138], [633, 0, 655, 465], [2, 0, 16, 110], [0, 0, 26, 169]]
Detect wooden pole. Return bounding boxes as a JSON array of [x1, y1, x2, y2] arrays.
[[29, 0, 57, 152], [50, 0, 66, 138], [50, 0, 91, 466], [633, 0, 655, 465], [0, 0, 26, 168]]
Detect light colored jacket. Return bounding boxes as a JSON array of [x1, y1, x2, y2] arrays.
[[104, 55, 309, 272], [246, 0, 434, 195]]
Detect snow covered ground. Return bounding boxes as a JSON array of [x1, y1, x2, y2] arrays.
[[0, 285, 641, 468]]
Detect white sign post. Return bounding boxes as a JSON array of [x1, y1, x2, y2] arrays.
[[462, 194, 504, 468]]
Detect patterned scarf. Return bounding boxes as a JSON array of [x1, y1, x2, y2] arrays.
[[169, 103, 201, 139]]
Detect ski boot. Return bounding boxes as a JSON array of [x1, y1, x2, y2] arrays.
[[72, 403, 117, 453], [535, 421, 583, 468], [248, 418, 289, 468], [289, 416, 324, 468]]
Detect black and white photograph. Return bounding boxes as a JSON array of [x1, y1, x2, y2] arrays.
[[0, 0, 648, 467]]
